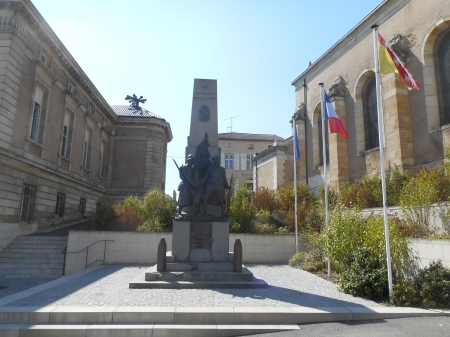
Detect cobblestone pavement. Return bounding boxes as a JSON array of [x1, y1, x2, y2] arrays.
[[0, 278, 58, 299], [3, 265, 382, 308]]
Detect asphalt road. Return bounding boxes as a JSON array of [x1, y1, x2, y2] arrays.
[[249, 316, 450, 337]]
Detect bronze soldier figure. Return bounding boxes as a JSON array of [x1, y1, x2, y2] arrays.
[[200, 155, 230, 217], [177, 154, 201, 216]]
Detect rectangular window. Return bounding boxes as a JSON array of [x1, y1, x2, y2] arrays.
[[246, 154, 252, 170], [79, 198, 86, 214], [30, 102, 41, 141], [29, 86, 46, 143], [82, 128, 93, 169], [55, 193, 65, 217], [99, 141, 107, 177], [20, 186, 33, 222], [225, 153, 234, 169], [248, 143, 254, 149], [226, 142, 231, 149], [60, 110, 73, 158]]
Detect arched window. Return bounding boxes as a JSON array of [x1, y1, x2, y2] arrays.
[[435, 29, 450, 126], [318, 113, 329, 165], [363, 76, 379, 150]]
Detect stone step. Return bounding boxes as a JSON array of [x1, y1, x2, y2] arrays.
[[7, 243, 67, 249], [0, 252, 64, 259], [145, 269, 254, 282], [0, 257, 64, 264], [0, 267, 63, 276], [0, 262, 63, 269], [2, 248, 65, 254], [166, 262, 234, 272], [17, 235, 68, 241], [14, 238, 68, 244], [0, 324, 299, 336], [0, 273, 60, 278]]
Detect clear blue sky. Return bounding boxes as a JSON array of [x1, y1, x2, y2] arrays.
[[32, 0, 382, 195]]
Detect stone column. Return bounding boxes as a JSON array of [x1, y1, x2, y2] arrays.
[[327, 78, 349, 189], [381, 72, 414, 169]]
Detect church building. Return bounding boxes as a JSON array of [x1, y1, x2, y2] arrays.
[[255, 0, 450, 191]]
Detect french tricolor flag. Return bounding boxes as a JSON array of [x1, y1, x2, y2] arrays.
[[324, 92, 348, 139]]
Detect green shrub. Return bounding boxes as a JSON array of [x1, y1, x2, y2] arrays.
[[337, 182, 359, 208], [113, 195, 142, 231], [93, 201, 115, 231], [251, 187, 277, 212], [289, 251, 326, 272], [394, 260, 450, 308], [400, 177, 437, 237], [385, 164, 410, 206], [361, 174, 383, 208], [339, 246, 389, 300], [277, 182, 317, 232], [230, 185, 254, 233], [252, 210, 279, 234], [325, 208, 412, 299], [319, 185, 339, 210], [139, 188, 176, 232]]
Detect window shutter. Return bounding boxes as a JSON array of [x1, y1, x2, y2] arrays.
[[221, 153, 225, 166], [234, 153, 239, 170], [240, 154, 246, 171]]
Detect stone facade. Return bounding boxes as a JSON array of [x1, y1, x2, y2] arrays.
[[0, 0, 172, 238], [217, 133, 283, 191], [256, 0, 450, 191]]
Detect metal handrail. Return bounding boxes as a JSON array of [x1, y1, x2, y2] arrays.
[[66, 240, 114, 269]]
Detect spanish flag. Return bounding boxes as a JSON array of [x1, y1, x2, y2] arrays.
[[378, 33, 420, 90]]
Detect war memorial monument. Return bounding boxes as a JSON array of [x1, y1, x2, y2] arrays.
[[130, 79, 267, 288]]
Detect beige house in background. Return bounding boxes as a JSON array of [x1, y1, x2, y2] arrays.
[[218, 133, 283, 191], [0, 0, 172, 249], [255, 0, 450, 192]]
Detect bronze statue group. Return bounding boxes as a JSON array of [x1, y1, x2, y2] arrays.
[[177, 153, 230, 218]]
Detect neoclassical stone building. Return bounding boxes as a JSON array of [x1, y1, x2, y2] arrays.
[[0, 0, 172, 246], [255, 0, 450, 191]]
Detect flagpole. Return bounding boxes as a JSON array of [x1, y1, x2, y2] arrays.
[[372, 24, 394, 304], [319, 83, 331, 278], [292, 117, 299, 253]]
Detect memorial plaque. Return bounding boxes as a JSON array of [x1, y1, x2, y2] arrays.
[[190, 222, 212, 249]]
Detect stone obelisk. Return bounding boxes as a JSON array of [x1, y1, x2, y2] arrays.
[[186, 79, 219, 159]]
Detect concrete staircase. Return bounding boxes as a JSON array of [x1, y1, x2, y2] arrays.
[[0, 307, 301, 336], [0, 235, 67, 278]]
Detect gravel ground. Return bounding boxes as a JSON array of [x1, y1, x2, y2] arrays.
[[0, 277, 58, 299], [5, 264, 381, 308]]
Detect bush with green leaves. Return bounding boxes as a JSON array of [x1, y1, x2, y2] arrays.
[[93, 201, 115, 231], [251, 187, 278, 212], [139, 188, 176, 232], [113, 195, 142, 231], [394, 260, 450, 308], [339, 246, 389, 299], [324, 207, 411, 299], [289, 251, 326, 272], [400, 176, 437, 237], [277, 182, 318, 232], [229, 185, 254, 233]]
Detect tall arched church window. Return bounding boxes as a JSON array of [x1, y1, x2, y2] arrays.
[[318, 113, 329, 165], [363, 76, 379, 150], [435, 29, 450, 126]]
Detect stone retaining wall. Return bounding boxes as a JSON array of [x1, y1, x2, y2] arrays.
[[64, 231, 306, 276], [409, 238, 450, 269]]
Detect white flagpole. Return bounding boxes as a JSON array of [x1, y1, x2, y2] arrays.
[[372, 24, 394, 304], [319, 83, 330, 278], [292, 117, 299, 253]]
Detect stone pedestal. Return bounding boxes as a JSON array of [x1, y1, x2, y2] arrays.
[[129, 220, 267, 289]]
